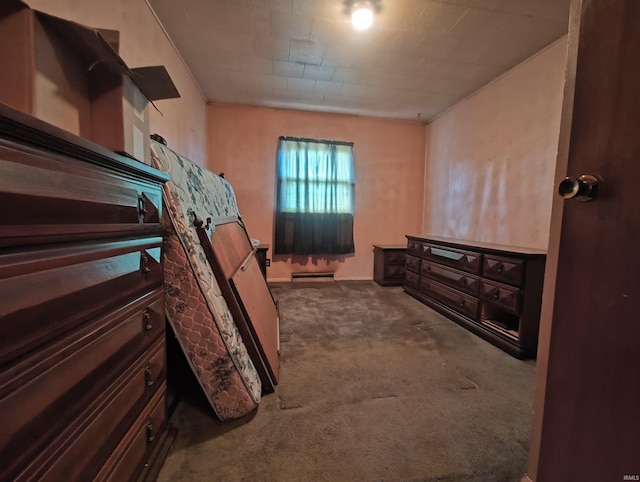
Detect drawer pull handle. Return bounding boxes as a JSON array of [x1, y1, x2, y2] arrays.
[[460, 299, 466, 307], [138, 194, 148, 219], [460, 278, 467, 287], [143, 310, 153, 331], [145, 367, 154, 387], [140, 252, 151, 276], [146, 421, 155, 443], [493, 290, 500, 300], [497, 263, 504, 273]]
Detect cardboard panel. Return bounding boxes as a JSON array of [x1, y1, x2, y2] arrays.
[[131, 66, 180, 101], [0, 1, 178, 165], [0, 6, 34, 113], [33, 15, 93, 138]]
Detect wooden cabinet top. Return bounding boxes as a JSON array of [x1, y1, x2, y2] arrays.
[[406, 235, 546, 257], [0, 102, 168, 184]]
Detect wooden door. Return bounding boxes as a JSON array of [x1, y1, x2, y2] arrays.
[[536, 0, 640, 480]]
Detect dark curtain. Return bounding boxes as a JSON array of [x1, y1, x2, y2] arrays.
[[274, 212, 354, 254], [274, 137, 355, 255]]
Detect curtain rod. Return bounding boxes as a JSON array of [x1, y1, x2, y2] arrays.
[[279, 136, 354, 147]]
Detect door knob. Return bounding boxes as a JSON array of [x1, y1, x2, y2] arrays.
[[558, 174, 602, 202]]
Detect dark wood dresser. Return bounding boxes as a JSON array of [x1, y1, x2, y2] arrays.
[[404, 236, 546, 358], [373, 245, 406, 286], [255, 244, 269, 279], [0, 104, 175, 481]]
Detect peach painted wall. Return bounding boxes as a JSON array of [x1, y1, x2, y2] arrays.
[[207, 104, 426, 281], [424, 38, 568, 250], [26, 0, 207, 163]]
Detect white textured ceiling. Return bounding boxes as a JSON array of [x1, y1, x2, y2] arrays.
[[147, 0, 570, 121]]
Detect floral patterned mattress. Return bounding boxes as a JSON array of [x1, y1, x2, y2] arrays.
[[150, 140, 261, 420]]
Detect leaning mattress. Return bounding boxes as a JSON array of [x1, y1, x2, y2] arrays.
[[149, 140, 261, 420]]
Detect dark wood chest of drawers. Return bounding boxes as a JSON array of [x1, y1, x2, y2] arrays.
[[373, 245, 406, 286], [0, 104, 174, 481], [405, 235, 546, 358], [255, 244, 269, 279]]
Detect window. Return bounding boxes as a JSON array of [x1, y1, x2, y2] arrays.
[[274, 136, 355, 255]]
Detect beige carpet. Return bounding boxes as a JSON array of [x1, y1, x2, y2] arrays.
[[158, 281, 535, 482]]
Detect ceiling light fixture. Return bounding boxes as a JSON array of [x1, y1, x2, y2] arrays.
[[345, 1, 381, 31], [352, 4, 373, 30]]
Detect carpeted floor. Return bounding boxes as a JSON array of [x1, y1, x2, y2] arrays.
[[158, 281, 535, 482]]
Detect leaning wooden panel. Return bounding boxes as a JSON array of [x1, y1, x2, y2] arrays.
[[230, 253, 280, 384], [199, 219, 278, 392], [208, 219, 253, 279]]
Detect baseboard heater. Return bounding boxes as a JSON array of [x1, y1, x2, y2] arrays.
[[291, 272, 335, 282]]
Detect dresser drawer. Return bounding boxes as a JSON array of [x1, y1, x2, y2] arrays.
[[405, 254, 421, 274], [95, 385, 168, 482], [0, 144, 163, 248], [420, 277, 479, 319], [422, 261, 480, 296], [0, 105, 171, 482], [0, 290, 164, 482], [383, 250, 406, 266], [26, 339, 166, 482], [482, 255, 524, 286], [422, 244, 481, 274], [405, 270, 420, 289], [383, 264, 405, 279], [373, 246, 406, 286], [402, 236, 545, 359], [0, 237, 163, 364], [480, 280, 521, 314], [407, 239, 423, 257]]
